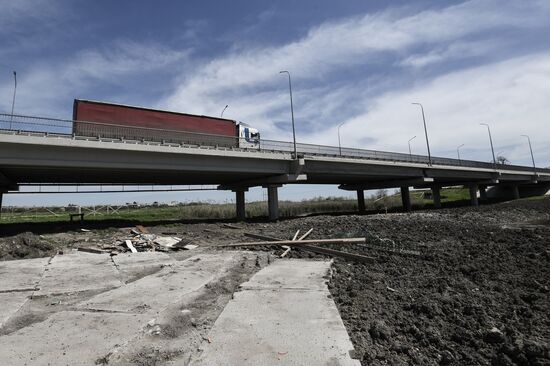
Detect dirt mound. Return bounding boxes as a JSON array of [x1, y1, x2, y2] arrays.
[[0, 232, 55, 260]]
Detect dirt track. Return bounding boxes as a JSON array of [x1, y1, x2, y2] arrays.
[[1, 198, 549, 365]]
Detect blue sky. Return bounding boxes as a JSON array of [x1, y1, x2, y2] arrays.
[[2, 0, 550, 207]]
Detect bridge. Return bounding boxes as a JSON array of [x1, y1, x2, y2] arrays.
[[1, 113, 549, 220]]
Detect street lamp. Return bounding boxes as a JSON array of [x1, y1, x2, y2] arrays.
[[457, 143, 464, 164], [279, 71, 297, 159], [10, 71, 17, 128], [220, 104, 228, 118], [480, 123, 496, 168], [337, 122, 345, 156], [408, 135, 416, 158], [412, 103, 432, 165], [521, 134, 536, 173]]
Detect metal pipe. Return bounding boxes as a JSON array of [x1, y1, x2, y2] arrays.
[[521, 134, 536, 173], [10, 71, 17, 128], [337, 122, 345, 156], [280, 71, 297, 159], [408, 135, 416, 158], [412, 103, 432, 165], [457, 143, 464, 164], [480, 123, 496, 169]]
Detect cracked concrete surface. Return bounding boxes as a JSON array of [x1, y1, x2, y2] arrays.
[[0, 250, 264, 365], [189, 260, 361, 366], [0, 252, 359, 365]]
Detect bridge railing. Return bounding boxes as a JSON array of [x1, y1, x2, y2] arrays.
[[1, 113, 548, 174]]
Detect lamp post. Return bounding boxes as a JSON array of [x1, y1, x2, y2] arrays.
[[521, 134, 536, 174], [10, 71, 17, 128], [457, 143, 464, 164], [412, 103, 432, 165], [408, 135, 416, 158], [480, 123, 496, 168], [220, 104, 228, 118], [337, 122, 345, 156], [279, 71, 297, 158]]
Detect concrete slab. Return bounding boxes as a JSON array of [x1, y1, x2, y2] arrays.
[[112, 251, 174, 283], [0, 311, 146, 366], [239, 259, 331, 291], [35, 252, 123, 296], [0, 292, 30, 328], [191, 259, 360, 366], [78, 252, 241, 313], [0, 257, 49, 292], [0, 252, 259, 365]]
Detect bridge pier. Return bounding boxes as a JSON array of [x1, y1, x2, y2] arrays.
[[356, 190, 365, 213], [511, 185, 520, 200], [479, 185, 488, 201], [0, 192, 3, 218], [469, 184, 479, 206], [233, 189, 247, 221], [265, 185, 281, 221], [431, 187, 441, 208], [400, 186, 411, 212]]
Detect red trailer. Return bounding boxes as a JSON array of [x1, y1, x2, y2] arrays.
[[72, 99, 256, 148]]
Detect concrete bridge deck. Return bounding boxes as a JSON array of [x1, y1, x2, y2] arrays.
[[1, 125, 549, 220]]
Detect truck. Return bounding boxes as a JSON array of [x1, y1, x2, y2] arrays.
[[72, 99, 261, 149]]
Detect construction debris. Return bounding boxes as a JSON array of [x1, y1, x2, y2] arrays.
[[243, 231, 375, 263], [154, 236, 182, 248], [76, 226, 198, 255], [226, 237, 366, 247], [135, 225, 149, 234], [125, 240, 138, 253]]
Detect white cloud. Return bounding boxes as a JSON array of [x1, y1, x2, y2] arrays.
[[318, 53, 550, 167], [0, 41, 189, 116], [160, 0, 550, 144]]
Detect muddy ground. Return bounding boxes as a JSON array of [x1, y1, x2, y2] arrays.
[[1, 198, 549, 365]]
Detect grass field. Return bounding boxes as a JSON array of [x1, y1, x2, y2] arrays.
[[0, 188, 472, 224]]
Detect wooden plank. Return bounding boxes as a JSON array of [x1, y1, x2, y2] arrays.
[[280, 246, 291, 258], [125, 240, 138, 253], [297, 228, 313, 241], [242, 231, 374, 263], [243, 233, 281, 241], [298, 245, 375, 264], [291, 230, 300, 241], [224, 238, 366, 247], [135, 225, 149, 234]]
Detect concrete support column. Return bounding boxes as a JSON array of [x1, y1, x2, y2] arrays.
[[356, 190, 365, 213], [431, 187, 441, 209], [469, 184, 479, 206], [512, 185, 520, 200], [479, 185, 488, 201], [233, 189, 247, 221], [266, 185, 280, 221], [0, 192, 3, 218], [400, 186, 411, 212]]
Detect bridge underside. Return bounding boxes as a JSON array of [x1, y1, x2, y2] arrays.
[[1, 134, 549, 221]]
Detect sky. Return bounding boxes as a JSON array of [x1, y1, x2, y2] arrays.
[[1, 0, 550, 207]]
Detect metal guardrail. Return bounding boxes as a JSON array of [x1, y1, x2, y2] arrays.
[[1, 113, 548, 174]]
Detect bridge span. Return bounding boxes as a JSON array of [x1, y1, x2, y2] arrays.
[[1, 113, 549, 220]]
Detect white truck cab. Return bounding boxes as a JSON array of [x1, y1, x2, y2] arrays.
[[238, 123, 261, 149]]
